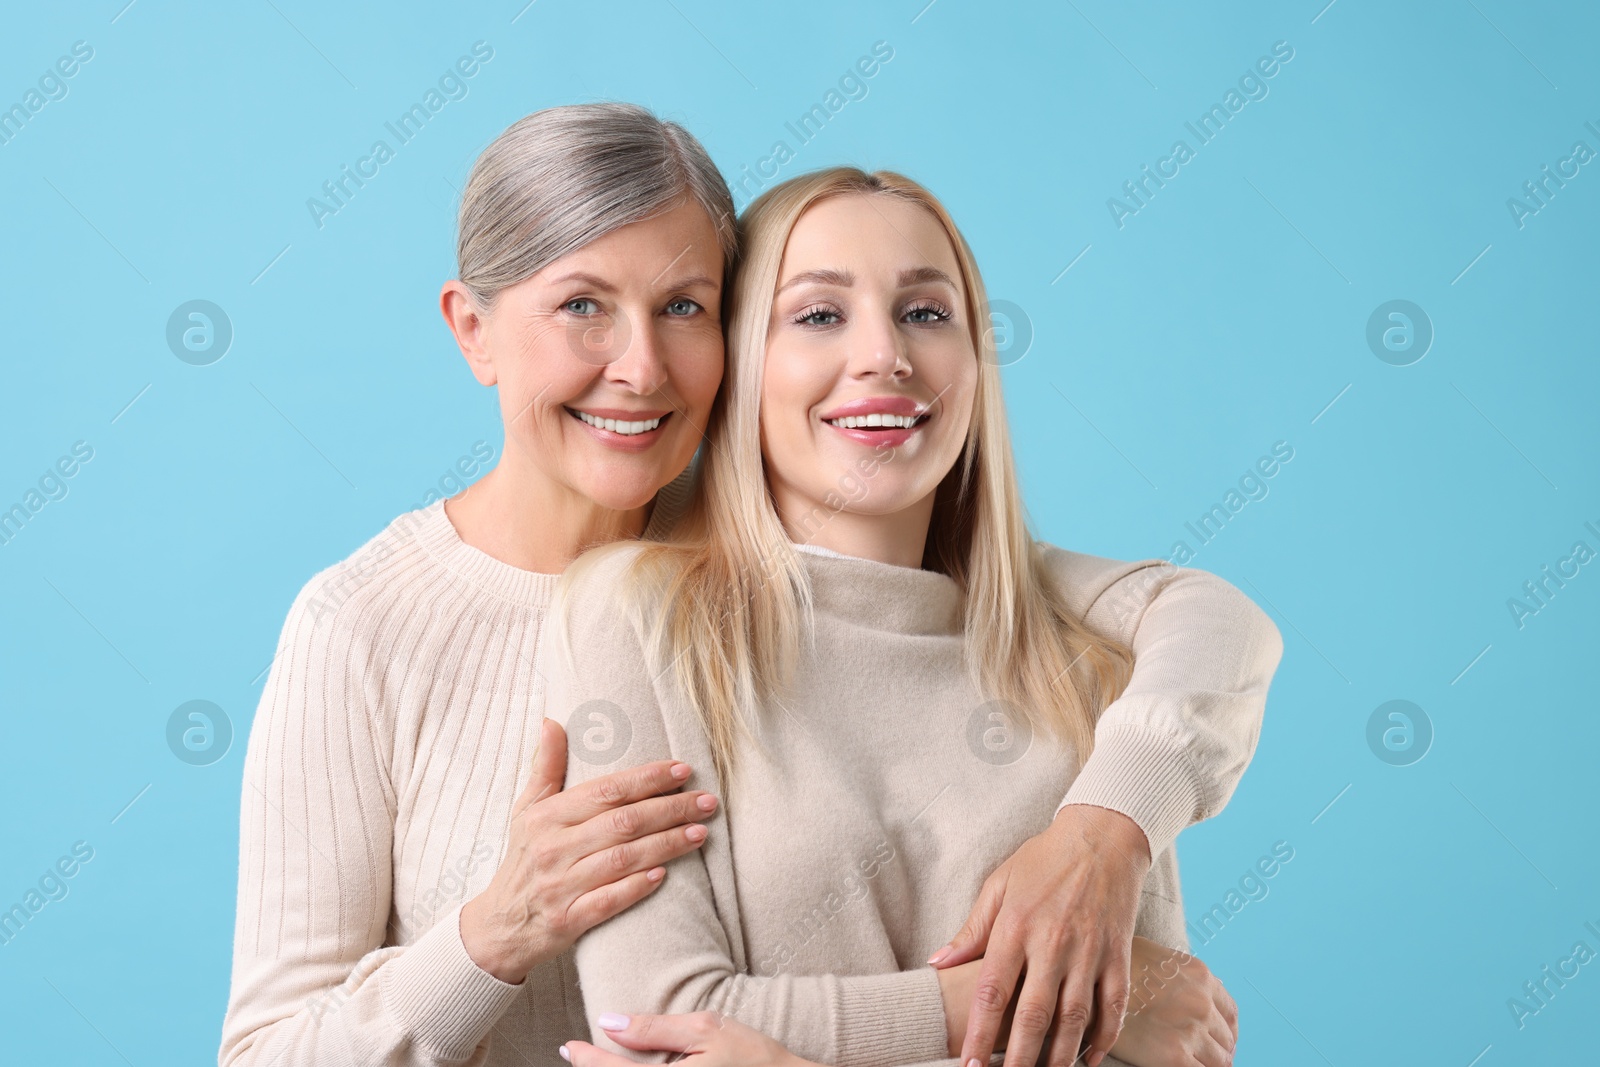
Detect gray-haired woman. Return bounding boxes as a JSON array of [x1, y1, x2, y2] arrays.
[[219, 104, 1273, 1067]]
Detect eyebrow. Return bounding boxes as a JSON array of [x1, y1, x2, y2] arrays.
[[544, 271, 719, 293], [897, 265, 956, 289], [776, 267, 853, 295], [546, 271, 617, 293], [662, 274, 719, 291], [775, 265, 957, 295]]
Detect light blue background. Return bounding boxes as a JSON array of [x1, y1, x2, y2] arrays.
[[2, 0, 1596, 1062]]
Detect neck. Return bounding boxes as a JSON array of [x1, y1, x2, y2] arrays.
[[775, 490, 935, 569], [444, 455, 649, 575]]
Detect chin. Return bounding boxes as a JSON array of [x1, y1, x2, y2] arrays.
[[574, 463, 678, 513]]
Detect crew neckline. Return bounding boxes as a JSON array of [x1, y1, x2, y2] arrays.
[[412, 499, 562, 605], [407, 468, 695, 607]]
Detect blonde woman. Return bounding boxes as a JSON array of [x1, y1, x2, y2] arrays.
[[545, 168, 1282, 1067]]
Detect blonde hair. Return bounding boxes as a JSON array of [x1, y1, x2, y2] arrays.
[[578, 167, 1133, 786]]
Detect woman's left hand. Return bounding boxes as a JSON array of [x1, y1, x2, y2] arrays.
[[561, 1011, 816, 1067], [928, 803, 1152, 1067]]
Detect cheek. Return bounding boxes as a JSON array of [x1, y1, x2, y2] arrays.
[[762, 366, 818, 450], [502, 328, 599, 411], [763, 340, 837, 419], [670, 335, 726, 409], [920, 343, 979, 420]]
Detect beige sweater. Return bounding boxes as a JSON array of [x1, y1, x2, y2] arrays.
[[221, 488, 1279, 1067], [220, 480, 685, 1067], [547, 542, 1283, 1067]]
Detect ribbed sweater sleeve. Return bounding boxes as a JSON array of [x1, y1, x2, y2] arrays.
[[544, 551, 951, 1067], [218, 578, 522, 1067], [1052, 555, 1285, 859]]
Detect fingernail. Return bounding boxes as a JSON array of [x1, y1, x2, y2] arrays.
[[966, 1058, 982, 1067], [670, 762, 691, 780], [558, 1045, 571, 1062], [696, 794, 717, 811], [926, 945, 950, 965], [1087, 1052, 1105, 1067], [686, 824, 708, 842], [646, 867, 665, 882]]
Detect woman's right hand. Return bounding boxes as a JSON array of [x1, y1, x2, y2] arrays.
[[459, 716, 719, 984], [1107, 937, 1237, 1067]]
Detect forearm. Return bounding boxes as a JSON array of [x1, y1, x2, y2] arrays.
[[221, 906, 521, 1067], [224, 590, 521, 1065], [575, 918, 950, 1067]]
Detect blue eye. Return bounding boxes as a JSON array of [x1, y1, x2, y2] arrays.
[[904, 302, 950, 324], [564, 298, 601, 316], [666, 298, 702, 316], [796, 307, 841, 327]]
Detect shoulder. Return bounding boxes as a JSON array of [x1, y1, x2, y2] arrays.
[[1034, 541, 1264, 644], [282, 502, 445, 640], [1033, 541, 1174, 621], [249, 508, 448, 772], [560, 540, 654, 608], [268, 501, 528, 695], [551, 541, 662, 660]]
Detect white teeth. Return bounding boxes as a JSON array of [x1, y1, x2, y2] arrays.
[[826, 414, 920, 430], [574, 411, 663, 435]]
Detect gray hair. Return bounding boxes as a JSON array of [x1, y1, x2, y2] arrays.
[[456, 102, 736, 311]]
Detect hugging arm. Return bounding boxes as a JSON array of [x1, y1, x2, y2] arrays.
[[1059, 559, 1285, 851], [941, 558, 1283, 1067]]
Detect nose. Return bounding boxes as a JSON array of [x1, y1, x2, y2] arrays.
[[847, 307, 911, 381], [603, 309, 669, 396]]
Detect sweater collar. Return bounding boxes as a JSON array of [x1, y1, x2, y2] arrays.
[[795, 544, 964, 636], [412, 498, 562, 606], [408, 466, 697, 607]]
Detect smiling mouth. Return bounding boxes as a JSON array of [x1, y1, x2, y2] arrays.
[[822, 413, 929, 431], [566, 408, 669, 436]]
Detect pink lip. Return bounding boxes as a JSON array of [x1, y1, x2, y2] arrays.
[[569, 406, 672, 421], [818, 395, 928, 421], [818, 395, 932, 449], [566, 407, 672, 453], [825, 422, 922, 448]]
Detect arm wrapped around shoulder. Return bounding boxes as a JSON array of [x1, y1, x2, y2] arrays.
[[1050, 553, 1285, 859]]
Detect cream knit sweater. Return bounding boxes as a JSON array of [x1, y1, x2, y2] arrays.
[[221, 489, 1279, 1067], [547, 543, 1283, 1067]]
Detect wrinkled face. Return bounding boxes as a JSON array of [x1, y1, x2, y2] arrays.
[[760, 193, 978, 530], [476, 200, 725, 511]]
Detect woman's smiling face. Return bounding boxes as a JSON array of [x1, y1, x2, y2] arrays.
[[466, 199, 725, 512], [760, 193, 978, 539]]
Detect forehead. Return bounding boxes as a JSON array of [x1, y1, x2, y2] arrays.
[[779, 193, 961, 284], [547, 199, 724, 281]]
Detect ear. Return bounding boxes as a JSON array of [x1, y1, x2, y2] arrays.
[[441, 280, 497, 386]]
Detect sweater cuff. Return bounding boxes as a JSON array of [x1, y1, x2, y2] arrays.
[[379, 902, 524, 1061], [1057, 724, 1203, 859], [835, 967, 950, 1067]]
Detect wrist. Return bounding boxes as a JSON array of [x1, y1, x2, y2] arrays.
[[936, 960, 1011, 1058], [935, 961, 970, 1056], [1053, 804, 1152, 867], [459, 894, 531, 985]]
